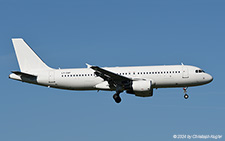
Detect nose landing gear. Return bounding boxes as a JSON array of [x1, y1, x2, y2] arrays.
[[183, 87, 189, 99], [184, 93, 189, 99]]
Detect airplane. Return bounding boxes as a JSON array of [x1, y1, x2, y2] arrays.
[[9, 38, 213, 103]]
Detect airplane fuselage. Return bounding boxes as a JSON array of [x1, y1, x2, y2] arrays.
[[10, 65, 213, 91]]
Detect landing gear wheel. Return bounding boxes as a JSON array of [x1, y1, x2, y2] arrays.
[[184, 94, 189, 99], [113, 94, 121, 103], [183, 87, 189, 99]]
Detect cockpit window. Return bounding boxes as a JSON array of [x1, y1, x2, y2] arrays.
[[195, 70, 205, 73]]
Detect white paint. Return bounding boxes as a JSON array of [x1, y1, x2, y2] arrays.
[[9, 38, 213, 102]]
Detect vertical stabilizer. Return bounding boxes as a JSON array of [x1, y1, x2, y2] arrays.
[[12, 38, 52, 72]]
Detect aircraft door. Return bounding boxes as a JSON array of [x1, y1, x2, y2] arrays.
[[49, 71, 55, 83], [182, 67, 189, 78]]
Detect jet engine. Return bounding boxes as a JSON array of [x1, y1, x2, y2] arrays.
[[126, 80, 153, 97]]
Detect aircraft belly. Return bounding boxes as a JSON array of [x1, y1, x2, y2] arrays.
[[155, 77, 201, 88], [56, 78, 101, 90]]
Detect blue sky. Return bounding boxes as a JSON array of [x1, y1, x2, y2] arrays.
[[0, 0, 224, 140]]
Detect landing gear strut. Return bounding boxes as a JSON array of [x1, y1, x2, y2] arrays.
[[113, 92, 121, 103], [183, 87, 189, 99]]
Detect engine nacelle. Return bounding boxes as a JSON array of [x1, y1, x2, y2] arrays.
[[126, 80, 153, 97]]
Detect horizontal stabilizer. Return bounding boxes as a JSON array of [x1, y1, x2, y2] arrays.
[[11, 71, 37, 79]]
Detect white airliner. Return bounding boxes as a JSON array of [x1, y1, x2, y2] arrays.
[[9, 38, 213, 103]]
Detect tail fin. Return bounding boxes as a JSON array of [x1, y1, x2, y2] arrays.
[[12, 38, 52, 72]]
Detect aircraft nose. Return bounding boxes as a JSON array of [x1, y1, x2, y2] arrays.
[[206, 74, 213, 83]]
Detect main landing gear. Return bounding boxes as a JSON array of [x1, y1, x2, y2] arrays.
[[183, 87, 189, 99], [113, 92, 122, 103], [113, 86, 123, 103]]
